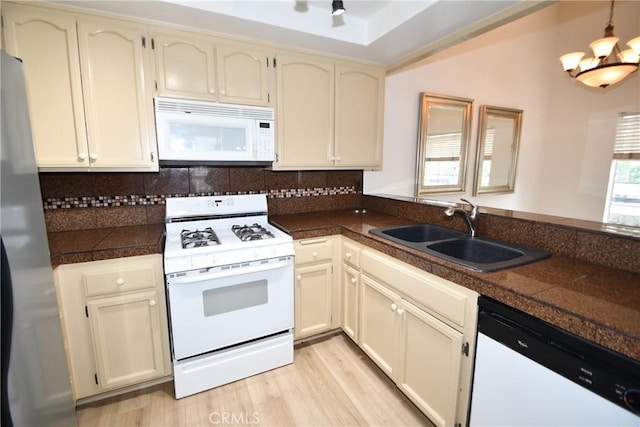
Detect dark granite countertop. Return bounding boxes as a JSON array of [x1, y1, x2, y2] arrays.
[[48, 223, 164, 267], [270, 209, 640, 362]]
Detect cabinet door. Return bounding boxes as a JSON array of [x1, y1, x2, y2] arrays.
[[396, 299, 463, 427], [342, 264, 359, 343], [335, 63, 384, 169], [294, 263, 333, 339], [217, 42, 270, 106], [276, 53, 334, 169], [153, 30, 217, 101], [359, 275, 400, 377], [2, 4, 89, 168], [87, 290, 165, 391], [77, 18, 157, 170]]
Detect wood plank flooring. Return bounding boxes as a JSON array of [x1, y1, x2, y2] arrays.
[[76, 333, 435, 426]]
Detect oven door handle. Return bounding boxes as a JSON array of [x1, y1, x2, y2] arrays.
[[167, 259, 292, 285]]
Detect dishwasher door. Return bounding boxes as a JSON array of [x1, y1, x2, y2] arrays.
[[469, 296, 640, 427]]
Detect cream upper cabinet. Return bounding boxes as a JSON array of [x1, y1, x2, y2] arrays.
[[274, 52, 385, 170], [77, 17, 156, 170], [2, 3, 158, 171], [276, 53, 335, 169], [217, 42, 271, 106], [153, 29, 217, 101], [2, 4, 89, 168], [153, 30, 272, 106], [334, 63, 384, 168]]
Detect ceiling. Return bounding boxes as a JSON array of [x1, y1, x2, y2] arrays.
[[53, 0, 551, 70]]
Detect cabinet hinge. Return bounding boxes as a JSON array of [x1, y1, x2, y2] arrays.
[[268, 93, 270, 103], [455, 423, 462, 427], [273, 57, 276, 68], [85, 306, 89, 318], [1, 15, 4, 29], [94, 373, 99, 385], [462, 341, 469, 357], [154, 80, 158, 92], [151, 152, 155, 162], [275, 153, 279, 163], [151, 38, 155, 49], [142, 36, 146, 48]]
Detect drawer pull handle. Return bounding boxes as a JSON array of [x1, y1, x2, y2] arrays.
[[116, 278, 125, 286], [390, 303, 397, 312], [149, 300, 157, 307]]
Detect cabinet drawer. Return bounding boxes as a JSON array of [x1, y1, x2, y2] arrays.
[[295, 238, 334, 265], [342, 238, 361, 268], [83, 265, 157, 297]]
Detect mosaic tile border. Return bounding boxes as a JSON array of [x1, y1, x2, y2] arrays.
[[43, 186, 359, 210]]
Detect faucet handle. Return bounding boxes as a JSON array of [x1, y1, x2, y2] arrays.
[[460, 198, 478, 216]]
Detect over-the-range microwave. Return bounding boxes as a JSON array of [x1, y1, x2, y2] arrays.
[[154, 97, 275, 166]]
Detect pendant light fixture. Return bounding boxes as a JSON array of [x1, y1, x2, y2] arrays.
[[332, 0, 345, 16], [559, 0, 640, 88]]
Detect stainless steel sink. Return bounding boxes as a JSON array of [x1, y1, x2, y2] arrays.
[[369, 224, 550, 272]]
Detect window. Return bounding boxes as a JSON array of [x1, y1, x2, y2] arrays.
[[603, 112, 640, 227]]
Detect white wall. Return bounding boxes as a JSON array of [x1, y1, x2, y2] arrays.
[[364, 1, 640, 222]]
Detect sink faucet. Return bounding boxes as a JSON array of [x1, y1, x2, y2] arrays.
[[445, 198, 478, 237]]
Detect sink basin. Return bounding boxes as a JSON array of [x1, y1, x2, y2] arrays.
[[369, 224, 550, 272], [369, 224, 465, 244]]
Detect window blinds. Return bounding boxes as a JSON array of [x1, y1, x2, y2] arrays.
[[613, 112, 640, 160], [425, 133, 461, 161]]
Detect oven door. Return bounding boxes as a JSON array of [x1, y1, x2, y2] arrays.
[[166, 256, 293, 361]]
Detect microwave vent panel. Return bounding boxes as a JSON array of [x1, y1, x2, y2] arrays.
[[155, 98, 274, 121]]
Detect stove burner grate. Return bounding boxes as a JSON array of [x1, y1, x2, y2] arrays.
[[181, 227, 220, 249], [231, 223, 275, 242]]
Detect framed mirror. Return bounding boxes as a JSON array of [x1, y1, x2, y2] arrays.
[[473, 105, 523, 195], [415, 93, 473, 195]]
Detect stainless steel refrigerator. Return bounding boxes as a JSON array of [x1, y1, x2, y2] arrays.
[[1, 51, 78, 426]]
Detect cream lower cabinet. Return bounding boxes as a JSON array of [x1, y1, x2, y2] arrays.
[[342, 237, 478, 427], [342, 265, 360, 343], [293, 236, 340, 340], [54, 255, 171, 402]]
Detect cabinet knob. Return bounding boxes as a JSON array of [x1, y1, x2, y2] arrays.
[[335, 156, 341, 161], [78, 153, 87, 161], [296, 274, 302, 281], [220, 89, 226, 95], [390, 303, 397, 312], [351, 277, 357, 284], [312, 251, 318, 258], [149, 300, 157, 307], [89, 153, 98, 161], [346, 253, 352, 259], [396, 308, 405, 316], [116, 278, 125, 286]]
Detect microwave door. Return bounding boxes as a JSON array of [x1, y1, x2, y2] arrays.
[[157, 113, 255, 161]]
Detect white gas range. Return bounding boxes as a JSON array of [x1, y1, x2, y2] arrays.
[[163, 194, 294, 399]]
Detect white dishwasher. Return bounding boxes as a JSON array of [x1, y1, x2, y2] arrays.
[[469, 296, 640, 426]]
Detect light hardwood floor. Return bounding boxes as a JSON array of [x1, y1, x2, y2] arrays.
[[76, 333, 435, 426]]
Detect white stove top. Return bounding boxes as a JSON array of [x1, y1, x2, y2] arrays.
[[163, 195, 293, 274]]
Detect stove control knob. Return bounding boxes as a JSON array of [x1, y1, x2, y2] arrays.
[[116, 278, 125, 286]]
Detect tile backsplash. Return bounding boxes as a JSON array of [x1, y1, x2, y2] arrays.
[[40, 167, 363, 232]]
